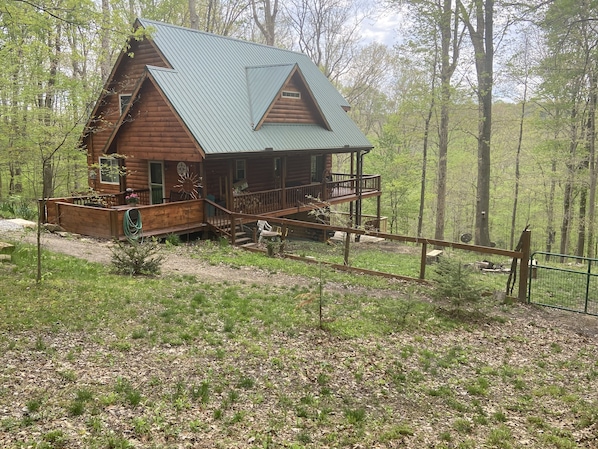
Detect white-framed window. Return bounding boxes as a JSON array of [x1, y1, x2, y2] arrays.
[[235, 159, 246, 181], [99, 156, 120, 184], [119, 94, 132, 114], [282, 90, 301, 99]]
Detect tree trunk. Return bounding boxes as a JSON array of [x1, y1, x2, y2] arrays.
[[434, 0, 459, 242], [419, 106, 430, 238], [587, 73, 597, 258], [460, 0, 494, 246], [189, 0, 199, 30], [576, 187, 587, 256], [510, 84, 527, 250], [545, 158, 557, 261], [43, 159, 55, 199], [251, 0, 278, 46], [560, 181, 573, 257], [101, 0, 111, 81]]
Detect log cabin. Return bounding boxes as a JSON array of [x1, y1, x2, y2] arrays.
[[42, 18, 381, 242]]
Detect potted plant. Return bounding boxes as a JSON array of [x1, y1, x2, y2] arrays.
[[125, 191, 139, 205]]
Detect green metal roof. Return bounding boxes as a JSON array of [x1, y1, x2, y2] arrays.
[[138, 18, 372, 155]]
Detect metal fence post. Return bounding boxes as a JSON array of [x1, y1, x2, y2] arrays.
[[585, 259, 592, 314]]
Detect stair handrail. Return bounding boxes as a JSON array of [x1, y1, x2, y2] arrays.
[[204, 198, 235, 241]]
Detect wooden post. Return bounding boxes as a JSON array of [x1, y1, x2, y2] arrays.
[[110, 209, 119, 239], [518, 229, 531, 302], [376, 196, 381, 231], [281, 156, 287, 210], [54, 201, 61, 226], [230, 216, 236, 245], [420, 241, 427, 280], [199, 162, 206, 198]]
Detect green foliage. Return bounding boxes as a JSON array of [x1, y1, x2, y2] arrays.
[[0, 196, 37, 220], [432, 258, 483, 308], [114, 377, 143, 407], [110, 239, 164, 276], [344, 407, 366, 425], [190, 381, 210, 404], [165, 233, 182, 246], [42, 430, 67, 448]]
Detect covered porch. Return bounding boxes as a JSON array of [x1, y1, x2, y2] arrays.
[[41, 173, 381, 241]]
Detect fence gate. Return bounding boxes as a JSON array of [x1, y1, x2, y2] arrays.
[[528, 251, 598, 316]]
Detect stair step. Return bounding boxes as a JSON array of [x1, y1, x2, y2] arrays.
[[234, 237, 252, 245]]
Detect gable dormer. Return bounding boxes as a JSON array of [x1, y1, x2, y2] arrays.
[[83, 28, 171, 149], [247, 64, 330, 131]]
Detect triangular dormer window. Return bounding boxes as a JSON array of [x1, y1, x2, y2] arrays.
[[246, 64, 330, 131]]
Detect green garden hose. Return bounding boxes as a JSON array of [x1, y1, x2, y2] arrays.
[[124, 208, 143, 242]]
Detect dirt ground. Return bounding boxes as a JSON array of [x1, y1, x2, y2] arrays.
[[5, 224, 304, 287]]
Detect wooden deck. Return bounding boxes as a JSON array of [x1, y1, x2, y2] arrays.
[[40, 174, 381, 240], [41, 199, 205, 240]]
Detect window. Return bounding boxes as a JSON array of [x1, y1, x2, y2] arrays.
[[235, 159, 246, 181], [99, 157, 120, 184], [119, 94, 132, 114], [282, 91, 301, 99]]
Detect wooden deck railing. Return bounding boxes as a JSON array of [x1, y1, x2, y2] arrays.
[[233, 189, 282, 215], [205, 198, 236, 241], [42, 198, 204, 240], [230, 174, 381, 214], [64, 188, 152, 209]]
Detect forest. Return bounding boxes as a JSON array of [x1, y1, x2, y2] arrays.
[[0, 0, 596, 257]]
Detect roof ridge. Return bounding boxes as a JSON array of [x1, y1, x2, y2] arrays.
[[138, 18, 307, 58], [146, 65, 177, 73], [246, 63, 295, 69]]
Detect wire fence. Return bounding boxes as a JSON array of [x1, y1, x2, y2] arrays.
[[528, 251, 598, 316]]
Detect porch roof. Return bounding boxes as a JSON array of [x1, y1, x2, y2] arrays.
[[138, 18, 372, 155]]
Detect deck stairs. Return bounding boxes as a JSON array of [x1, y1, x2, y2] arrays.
[[216, 222, 255, 247]]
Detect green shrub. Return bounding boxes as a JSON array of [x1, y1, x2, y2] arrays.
[[432, 258, 483, 308], [165, 233, 182, 246], [110, 238, 164, 276]]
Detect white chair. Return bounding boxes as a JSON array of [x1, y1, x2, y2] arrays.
[[257, 220, 279, 243]]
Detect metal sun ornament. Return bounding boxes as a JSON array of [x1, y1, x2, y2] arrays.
[[174, 171, 202, 199]]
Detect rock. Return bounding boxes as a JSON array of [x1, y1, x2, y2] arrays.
[[43, 223, 65, 233]]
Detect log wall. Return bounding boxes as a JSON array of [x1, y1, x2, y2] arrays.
[[203, 159, 229, 202], [287, 154, 310, 185], [117, 83, 201, 163]]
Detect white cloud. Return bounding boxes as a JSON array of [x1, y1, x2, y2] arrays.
[[360, 11, 404, 46]]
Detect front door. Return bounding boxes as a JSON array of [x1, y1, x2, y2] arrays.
[[149, 161, 164, 204]]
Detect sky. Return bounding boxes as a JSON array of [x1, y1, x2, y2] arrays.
[[361, 12, 403, 47]]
